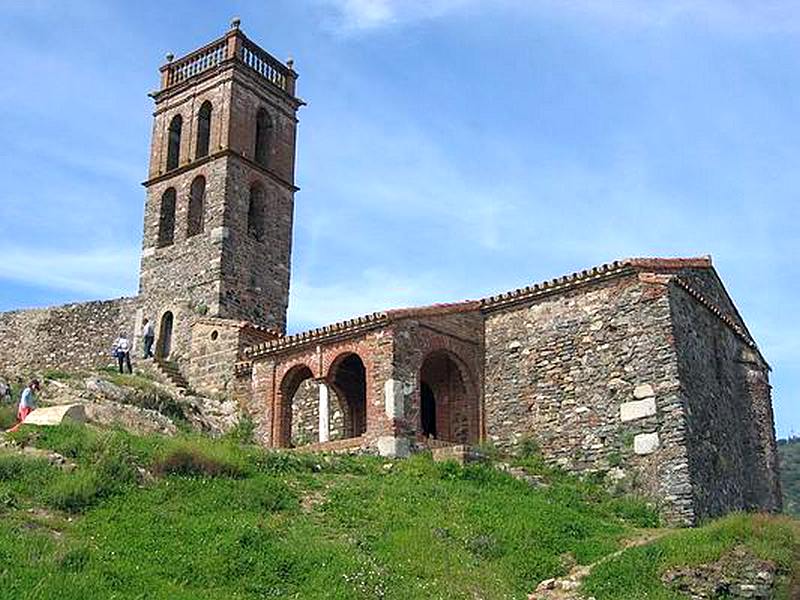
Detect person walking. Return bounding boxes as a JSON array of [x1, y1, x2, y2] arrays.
[[8, 379, 40, 432], [113, 333, 133, 374], [142, 318, 155, 359]]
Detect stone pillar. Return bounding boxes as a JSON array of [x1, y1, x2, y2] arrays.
[[318, 380, 330, 443]]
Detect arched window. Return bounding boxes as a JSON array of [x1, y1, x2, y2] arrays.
[[247, 183, 266, 241], [187, 176, 206, 237], [254, 108, 272, 167], [195, 101, 212, 159], [157, 188, 176, 247], [166, 114, 182, 171]]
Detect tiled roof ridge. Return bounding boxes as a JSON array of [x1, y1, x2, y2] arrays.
[[245, 311, 389, 358], [245, 256, 715, 358], [479, 256, 713, 311], [673, 276, 759, 351]]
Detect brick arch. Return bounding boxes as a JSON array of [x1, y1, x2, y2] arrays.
[[419, 347, 480, 444], [275, 362, 314, 448], [326, 351, 368, 439]]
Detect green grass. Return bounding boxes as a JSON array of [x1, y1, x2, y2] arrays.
[[582, 513, 799, 599], [0, 423, 796, 599]]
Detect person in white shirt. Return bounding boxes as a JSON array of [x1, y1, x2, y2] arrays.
[[113, 333, 132, 374], [8, 379, 40, 432], [141, 318, 155, 359]]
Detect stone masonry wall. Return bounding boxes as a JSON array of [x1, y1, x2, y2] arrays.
[[0, 297, 138, 376], [669, 281, 782, 520], [219, 156, 292, 331], [483, 273, 695, 525]]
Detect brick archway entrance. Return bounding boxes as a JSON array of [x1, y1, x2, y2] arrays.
[[328, 353, 367, 439], [419, 349, 478, 444], [276, 364, 314, 447]]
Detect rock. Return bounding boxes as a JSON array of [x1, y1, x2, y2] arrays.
[[633, 383, 655, 399], [620, 398, 657, 422], [662, 546, 776, 599], [23, 404, 86, 426], [536, 579, 556, 591], [84, 401, 177, 436], [634, 432, 660, 455]]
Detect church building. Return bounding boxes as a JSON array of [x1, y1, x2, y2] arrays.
[[0, 23, 782, 526]]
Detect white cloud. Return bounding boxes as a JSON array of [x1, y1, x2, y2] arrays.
[[0, 246, 139, 300], [320, 0, 800, 33]]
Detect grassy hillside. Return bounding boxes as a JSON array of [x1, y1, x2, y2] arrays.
[[0, 424, 797, 599], [779, 437, 800, 517]]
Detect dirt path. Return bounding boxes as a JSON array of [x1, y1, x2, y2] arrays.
[[528, 529, 673, 600]]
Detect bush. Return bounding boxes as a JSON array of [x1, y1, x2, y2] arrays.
[[47, 471, 104, 513], [0, 404, 16, 430], [93, 432, 139, 488], [42, 370, 75, 381], [224, 416, 256, 444], [0, 454, 28, 481], [152, 441, 246, 479]]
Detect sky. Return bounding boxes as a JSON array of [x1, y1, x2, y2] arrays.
[[0, 1, 798, 436]]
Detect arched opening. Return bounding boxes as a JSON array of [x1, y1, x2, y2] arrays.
[[254, 108, 272, 167], [166, 114, 182, 171], [277, 365, 314, 448], [419, 350, 478, 444], [158, 311, 174, 359], [187, 176, 206, 237], [247, 183, 266, 242], [329, 353, 367, 439], [157, 188, 176, 247], [421, 382, 437, 438], [195, 101, 212, 159]]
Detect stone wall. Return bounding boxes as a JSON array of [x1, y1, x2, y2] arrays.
[[483, 273, 695, 525], [0, 297, 138, 376], [669, 280, 782, 520]]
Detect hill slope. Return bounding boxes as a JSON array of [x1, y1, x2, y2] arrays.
[[0, 424, 798, 599], [779, 437, 800, 517]]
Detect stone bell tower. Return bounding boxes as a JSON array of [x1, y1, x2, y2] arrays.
[[137, 20, 302, 361]]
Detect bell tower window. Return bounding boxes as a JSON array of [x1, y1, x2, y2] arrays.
[[157, 188, 177, 247], [167, 114, 182, 171], [254, 108, 272, 167], [248, 183, 266, 242], [187, 176, 206, 237], [196, 101, 212, 159]]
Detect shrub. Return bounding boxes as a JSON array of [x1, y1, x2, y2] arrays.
[[93, 432, 139, 488], [152, 441, 246, 479], [239, 478, 298, 513], [517, 436, 541, 459], [47, 471, 104, 513], [0, 404, 16, 430], [0, 454, 27, 481], [224, 415, 256, 445], [42, 370, 74, 381]]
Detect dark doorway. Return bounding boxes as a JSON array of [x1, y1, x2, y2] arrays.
[[421, 382, 437, 438], [330, 354, 367, 438], [158, 311, 174, 358]]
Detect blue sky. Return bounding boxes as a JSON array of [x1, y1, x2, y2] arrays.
[[0, 1, 798, 436]]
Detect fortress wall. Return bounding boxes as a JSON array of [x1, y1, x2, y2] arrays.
[[669, 282, 782, 520], [483, 273, 696, 525], [0, 297, 139, 377]]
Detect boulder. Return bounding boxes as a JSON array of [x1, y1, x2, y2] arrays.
[[23, 404, 86, 426]]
